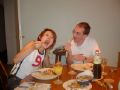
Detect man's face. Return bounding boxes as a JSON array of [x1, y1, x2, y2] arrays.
[[72, 25, 86, 43]]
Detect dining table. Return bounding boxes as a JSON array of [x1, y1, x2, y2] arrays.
[[20, 65, 120, 90]]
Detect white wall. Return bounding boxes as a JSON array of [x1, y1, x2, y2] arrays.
[[19, 0, 120, 66]]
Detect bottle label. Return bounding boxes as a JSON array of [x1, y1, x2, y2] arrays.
[[94, 56, 102, 64]]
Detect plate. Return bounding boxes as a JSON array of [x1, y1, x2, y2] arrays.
[[63, 79, 92, 90], [31, 68, 58, 80], [71, 63, 93, 71], [92, 76, 103, 81]]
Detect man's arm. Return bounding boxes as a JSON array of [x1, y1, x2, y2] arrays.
[[66, 51, 93, 64], [66, 51, 73, 65]]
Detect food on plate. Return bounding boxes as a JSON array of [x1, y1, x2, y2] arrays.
[[63, 79, 92, 90], [76, 75, 93, 86], [32, 68, 57, 80], [71, 63, 93, 71], [68, 82, 80, 88], [68, 81, 90, 89], [41, 69, 55, 75]]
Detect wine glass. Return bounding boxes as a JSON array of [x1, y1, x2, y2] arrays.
[[118, 80, 120, 90], [53, 59, 63, 84], [102, 58, 107, 75], [68, 65, 76, 76]]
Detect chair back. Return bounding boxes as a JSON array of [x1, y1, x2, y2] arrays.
[[0, 60, 9, 90], [0, 60, 8, 78]]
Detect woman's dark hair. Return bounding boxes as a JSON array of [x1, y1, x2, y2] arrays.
[[77, 22, 91, 35], [37, 28, 57, 49]]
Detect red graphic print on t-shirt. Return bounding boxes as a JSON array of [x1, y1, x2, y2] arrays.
[[32, 55, 42, 66]]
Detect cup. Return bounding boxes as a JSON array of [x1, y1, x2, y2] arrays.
[[118, 81, 120, 90]]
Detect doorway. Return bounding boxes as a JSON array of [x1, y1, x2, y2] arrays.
[[0, 2, 8, 64]]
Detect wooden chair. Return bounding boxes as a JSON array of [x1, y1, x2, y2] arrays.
[[0, 60, 9, 90], [0, 60, 8, 78], [0, 72, 4, 90], [53, 49, 66, 63]]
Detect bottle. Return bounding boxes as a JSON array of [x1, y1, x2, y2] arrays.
[[93, 50, 102, 79]]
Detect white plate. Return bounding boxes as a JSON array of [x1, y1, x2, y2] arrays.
[[63, 79, 92, 90], [31, 68, 58, 80], [71, 63, 93, 71]]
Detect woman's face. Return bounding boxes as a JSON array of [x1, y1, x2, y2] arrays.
[[40, 31, 54, 49]]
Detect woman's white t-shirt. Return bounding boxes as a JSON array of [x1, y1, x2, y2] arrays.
[[11, 50, 45, 79]]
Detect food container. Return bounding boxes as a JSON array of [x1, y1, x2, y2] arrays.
[[76, 70, 93, 85]]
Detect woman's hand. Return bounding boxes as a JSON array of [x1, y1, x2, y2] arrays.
[[34, 41, 42, 49], [34, 40, 50, 50]]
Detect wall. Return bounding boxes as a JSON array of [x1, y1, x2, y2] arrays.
[[18, 0, 120, 66], [4, 0, 17, 64]]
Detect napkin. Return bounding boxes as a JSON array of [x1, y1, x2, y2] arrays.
[[14, 82, 51, 90], [30, 83, 51, 90]]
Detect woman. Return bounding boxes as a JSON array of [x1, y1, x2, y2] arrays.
[[7, 28, 57, 90]]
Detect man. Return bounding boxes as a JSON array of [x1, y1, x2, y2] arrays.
[[64, 22, 100, 64]]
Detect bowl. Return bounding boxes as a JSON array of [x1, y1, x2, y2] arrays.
[[76, 75, 93, 85], [76, 70, 93, 85]]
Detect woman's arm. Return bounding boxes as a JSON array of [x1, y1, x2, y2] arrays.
[[13, 40, 47, 64], [13, 41, 35, 64]]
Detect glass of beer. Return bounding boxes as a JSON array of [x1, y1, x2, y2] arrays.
[[53, 59, 63, 84]]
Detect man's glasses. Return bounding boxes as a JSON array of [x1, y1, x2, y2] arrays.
[[72, 30, 82, 36]]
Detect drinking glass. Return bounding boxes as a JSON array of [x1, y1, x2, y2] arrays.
[[102, 58, 107, 75], [53, 59, 63, 84], [68, 66, 76, 77], [118, 80, 120, 90]]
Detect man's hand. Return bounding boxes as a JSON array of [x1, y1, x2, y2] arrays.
[[73, 54, 86, 61], [64, 42, 71, 52]]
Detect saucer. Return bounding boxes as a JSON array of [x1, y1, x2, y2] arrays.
[[92, 76, 103, 81]]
